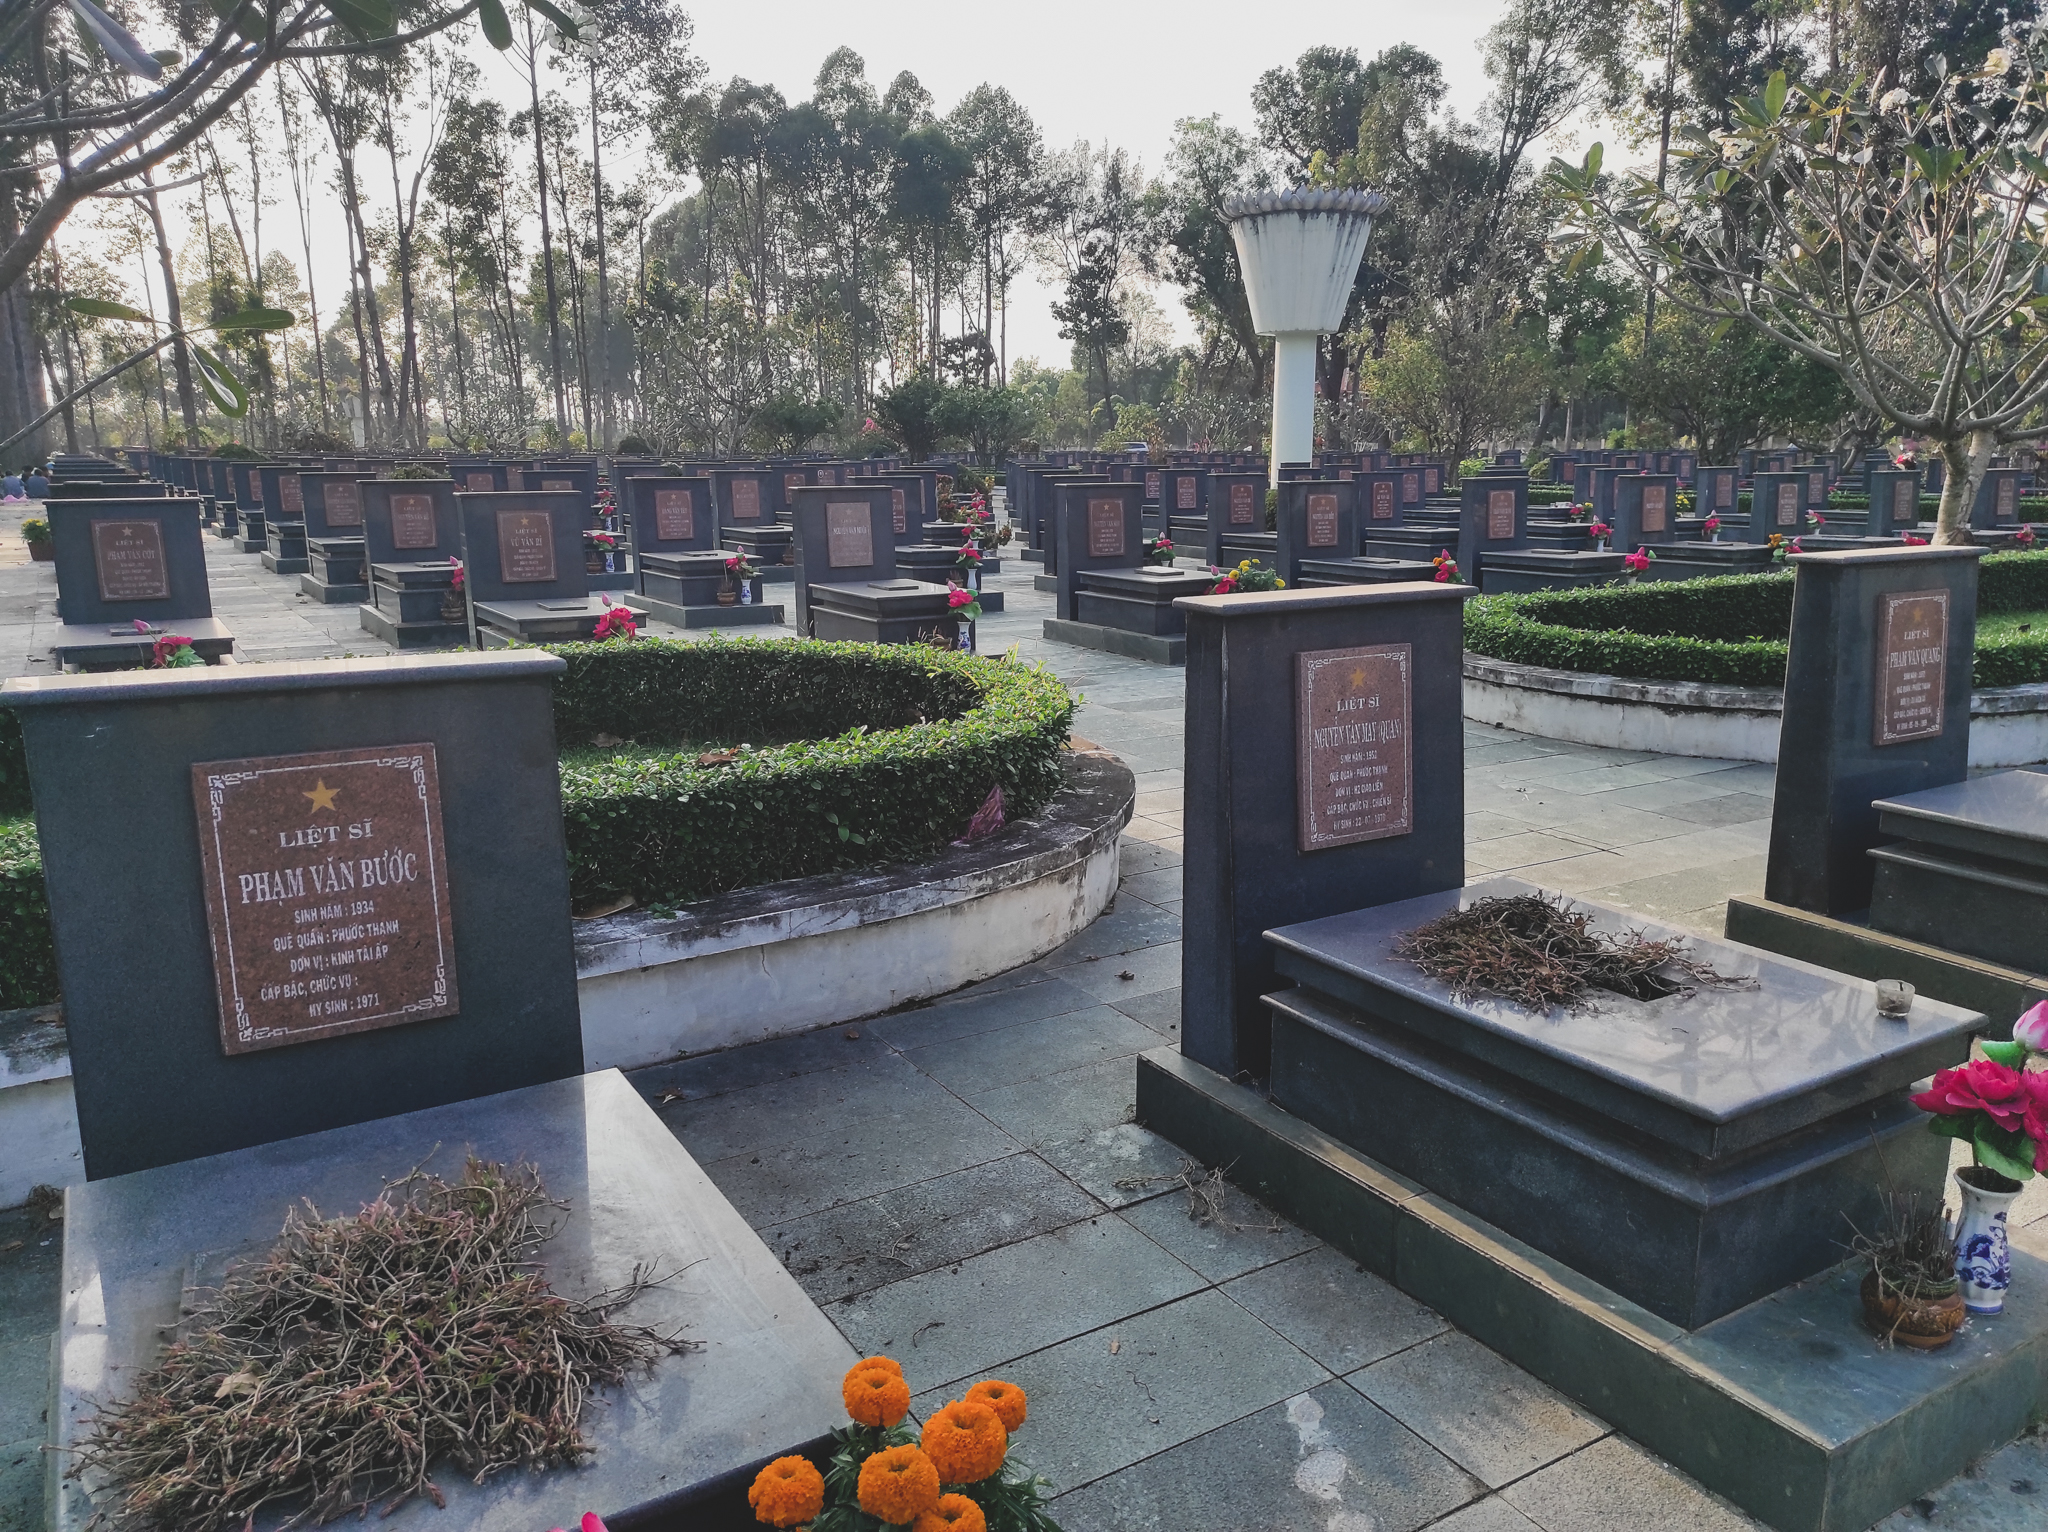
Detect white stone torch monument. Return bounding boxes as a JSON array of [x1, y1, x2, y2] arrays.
[[1226, 188, 1385, 486]]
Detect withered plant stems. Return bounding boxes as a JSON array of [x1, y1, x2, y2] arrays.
[[1395, 894, 1750, 1011], [77, 1159, 683, 1532]]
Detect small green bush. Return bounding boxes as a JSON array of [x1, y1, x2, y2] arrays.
[[0, 820, 53, 1011]]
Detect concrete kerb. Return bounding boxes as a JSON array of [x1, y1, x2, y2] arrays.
[[1463, 653, 2048, 767]]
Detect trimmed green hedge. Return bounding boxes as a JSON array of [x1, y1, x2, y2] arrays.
[[0, 820, 53, 1011], [553, 639, 1077, 908], [0, 639, 1079, 1008], [1464, 551, 2048, 688]]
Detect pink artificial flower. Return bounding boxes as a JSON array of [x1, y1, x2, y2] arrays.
[[1912, 1058, 2032, 1133], [2015, 1000, 2048, 1054], [947, 586, 975, 609], [1623, 547, 1652, 573], [450, 558, 465, 591], [132, 618, 151, 633], [1790, 537, 1804, 553], [1703, 516, 1720, 532], [2017, 526, 2037, 548], [1811, 512, 1826, 527], [1903, 533, 1928, 546], [1589, 521, 1611, 538]]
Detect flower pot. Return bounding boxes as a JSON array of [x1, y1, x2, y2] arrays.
[[1859, 1269, 1966, 1349], [782, 547, 795, 565], [27, 540, 54, 562], [585, 551, 607, 574], [1956, 1165, 2024, 1314], [440, 590, 466, 623], [716, 587, 737, 607]]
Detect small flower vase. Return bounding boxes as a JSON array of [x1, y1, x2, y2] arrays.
[[586, 548, 606, 575], [1956, 1165, 2023, 1314], [440, 588, 465, 623], [739, 580, 752, 605]]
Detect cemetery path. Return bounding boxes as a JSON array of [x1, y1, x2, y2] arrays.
[[1, 503, 2042, 1530]]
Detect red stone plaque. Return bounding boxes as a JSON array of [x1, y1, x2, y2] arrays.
[[90, 518, 170, 602], [496, 509, 557, 583], [1892, 479, 1916, 524], [1372, 481, 1395, 520], [1230, 482, 1257, 525], [1146, 471, 1162, 500], [543, 478, 575, 491], [731, 478, 762, 519], [389, 493, 438, 551], [192, 743, 459, 1055], [1486, 489, 1516, 540], [1807, 470, 1825, 501], [1087, 498, 1127, 559], [465, 472, 496, 491], [1177, 476, 1199, 510], [785, 472, 805, 493], [279, 474, 303, 515], [1713, 471, 1734, 509], [654, 488, 694, 541], [1998, 477, 2017, 519], [1307, 493, 1341, 547], [891, 487, 907, 534], [1875, 589, 1949, 747], [1296, 644, 1413, 851], [1640, 484, 1668, 534], [826, 501, 874, 568], [324, 481, 363, 528], [1424, 467, 1440, 492], [1403, 471, 1419, 503], [818, 468, 837, 486], [1776, 482, 1800, 527]]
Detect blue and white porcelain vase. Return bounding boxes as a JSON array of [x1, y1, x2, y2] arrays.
[[1955, 1166, 2023, 1314]]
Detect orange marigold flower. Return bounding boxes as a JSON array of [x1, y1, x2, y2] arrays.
[[963, 1379, 1026, 1432], [920, 1399, 1007, 1486], [852, 1355, 905, 1379], [747, 1455, 825, 1528], [857, 1443, 942, 1525], [912, 1494, 988, 1532], [843, 1363, 912, 1428]]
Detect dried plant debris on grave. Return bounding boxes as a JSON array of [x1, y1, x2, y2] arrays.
[[77, 1159, 690, 1532], [1394, 893, 1753, 1011]]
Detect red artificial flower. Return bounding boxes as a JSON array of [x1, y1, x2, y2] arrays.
[[1433, 564, 1453, 582], [1912, 1058, 2033, 1134], [1903, 533, 1928, 545], [1589, 521, 1611, 538], [2017, 526, 2037, 547], [1623, 548, 1652, 573], [1703, 516, 1720, 531], [947, 586, 975, 609]]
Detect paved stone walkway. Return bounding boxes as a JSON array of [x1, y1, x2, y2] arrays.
[[0, 501, 2042, 1532]]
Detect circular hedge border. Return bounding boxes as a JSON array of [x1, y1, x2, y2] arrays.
[[1462, 550, 2048, 690]]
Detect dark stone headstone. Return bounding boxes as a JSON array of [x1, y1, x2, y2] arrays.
[[1866, 468, 1923, 535], [1273, 480, 1358, 586], [790, 485, 896, 631], [1867, 771, 2048, 970], [361, 479, 460, 565], [257, 465, 308, 524], [1355, 470, 1405, 531], [710, 467, 776, 529], [1696, 466, 1740, 520], [449, 462, 508, 493], [852, 474, 931, 545], [1178, 581, 1472, 1078], [0, 651, 584, 1178], [1054, 481, 1144, 621], [1204, 472, 1269, 567], [624, 475, 715, 554], [1610, 474, 1681, 550], [47, 496, 219, 642], [518, 464, 598, 506], [1749, 473, 1809, 540], [1971, 467, 2024, 530], [456, 491, 590, 606], [1764, 546, 1983, 915], [1455, 473, 1529, 580], [299, 472, 367, 541]]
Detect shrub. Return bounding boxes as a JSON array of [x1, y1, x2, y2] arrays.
[[0, 820, 53, 1011]]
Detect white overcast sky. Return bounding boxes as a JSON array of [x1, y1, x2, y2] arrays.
[[83, 0, 1558, 380]]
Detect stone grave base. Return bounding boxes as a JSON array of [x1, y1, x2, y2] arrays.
[[1032, 572, 1057, 593], [51, 619, 235, 672], [357, 603, 469, 650], [260, 550, 311, 576], [1639, 542, 1778, 581], [1137, 1045, 2048, 1532], [635, 592, 785, 629], [1021, 545, 1043, 562], [1041, 616, 1184, 666], [52, 1069, 856, 1532], [233, 534, 266, 554], [1724, 894, 2048, 1033], [298, 572, 368, 604]]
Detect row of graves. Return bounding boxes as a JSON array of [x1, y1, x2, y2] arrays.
[[1130, 542, 2046, 1532]]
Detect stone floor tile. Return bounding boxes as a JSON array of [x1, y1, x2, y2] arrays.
[[967, 1053, 1144, 1152], [0, 1338, 48, 1445], [1424, 1495, 1546, 1531], [867, 975, 1098, 1051], [1030, 900, 1181, 966], [1132, 789, 1183, 815], [1868, 1428, 2048, 1530], [659, 1047, 940, 1162], [628, 1023, 896, 1107], [1033, 1120, 1197, 1208], [1118, 868, 1181, 906], [1117, 838, 1183, 876], [934, 1288, 1331, 1493], [905, 1005, 1162, 1096], [1464, 831, 1604, 870], [1499, 1436, 1765, 1531], [826, 1212, 1205, 1394], [1051, 941, 1182, 1001], [1120, 816, 1181, 845], [0, 1207, 63, 1348], [1465, 809, 1542, 842], [761, 1151, 1103, 1302], [1224, 1247, 1449, 1373], [1577, 854, 1769, 928], [1656, 791, 1776, 828], [0, 1437, 42, 1532], [1120, 1177, 1320, 1282], [695, 1089, 1017, 1227], [1348, 1332, 1607, 1489], [1107, 985, 1181, 1038], [1047, 1380, 1482, 1532]]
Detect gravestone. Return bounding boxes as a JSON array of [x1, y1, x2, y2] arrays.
[[1357, 470, 1404, 530], [711, 467, 792, 579], [358, 479, 467, 651], [1204, 471, 1270, 567], [1042, 481, 1209, 662], [45, 497, 235, 669], [458, 491, 643, 645], [1609, 473, 1681, 551], [1696, 466, 1740, 522], [627, 476, 780, 628], [1866, 468, 1923, 536], [1749, 472, 1809, 541], [296, 471, 370, 604], [1160, 467, 1208, 537], [450, 461, 507, 493], [1764, 546, 1983, 915], [1273, 480, 1358, 586], [1971, 467, 2024, 532], [1866, 771, 2048, 971], [1052, 480, 1144, 621], [256, 464, 309, 580], [518, 464, 598, 506], [227, 461, 269, 551], [1455, 473, 1530, 583], [1178, 581, 1472, 1077], [790, 487, 958, 644], [1803, 464, 1830, 508]]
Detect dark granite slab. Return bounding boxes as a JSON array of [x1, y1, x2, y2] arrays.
[[1475, 548, 1627, 592], [52, 1070, 858, 1532], [50, 617, 236, 671], [1873, 770, 2048, 867], [1295, 556, 1440, 586], [1265, 876, 1982, 1158]]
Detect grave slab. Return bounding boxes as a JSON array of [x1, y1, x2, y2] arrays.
[[51, 1070, 858, 1532], [1865, 769, 2048, 971]]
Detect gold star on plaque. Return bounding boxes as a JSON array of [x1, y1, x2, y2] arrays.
[[303, 779, 340, 813], [1350, 667, 1367, 688]]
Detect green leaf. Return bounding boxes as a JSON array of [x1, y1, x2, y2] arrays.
[[207, 0, 266, 44], [1973, 1119, 2037, 1182], [208, 306, 296, 332], [477, 0, 514, 48], [1710, 318, 1735, 342], [323, 0, 392, 35], [1978, 1039, 2029, 1066], [522, 0, 581, 39], [1765, 71, 1788, 120], [1583, 142, 1603, 179], [188, 341, 250, 418], [1927, 1114, 1974, 1141], [64, 295, 153, 324]]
